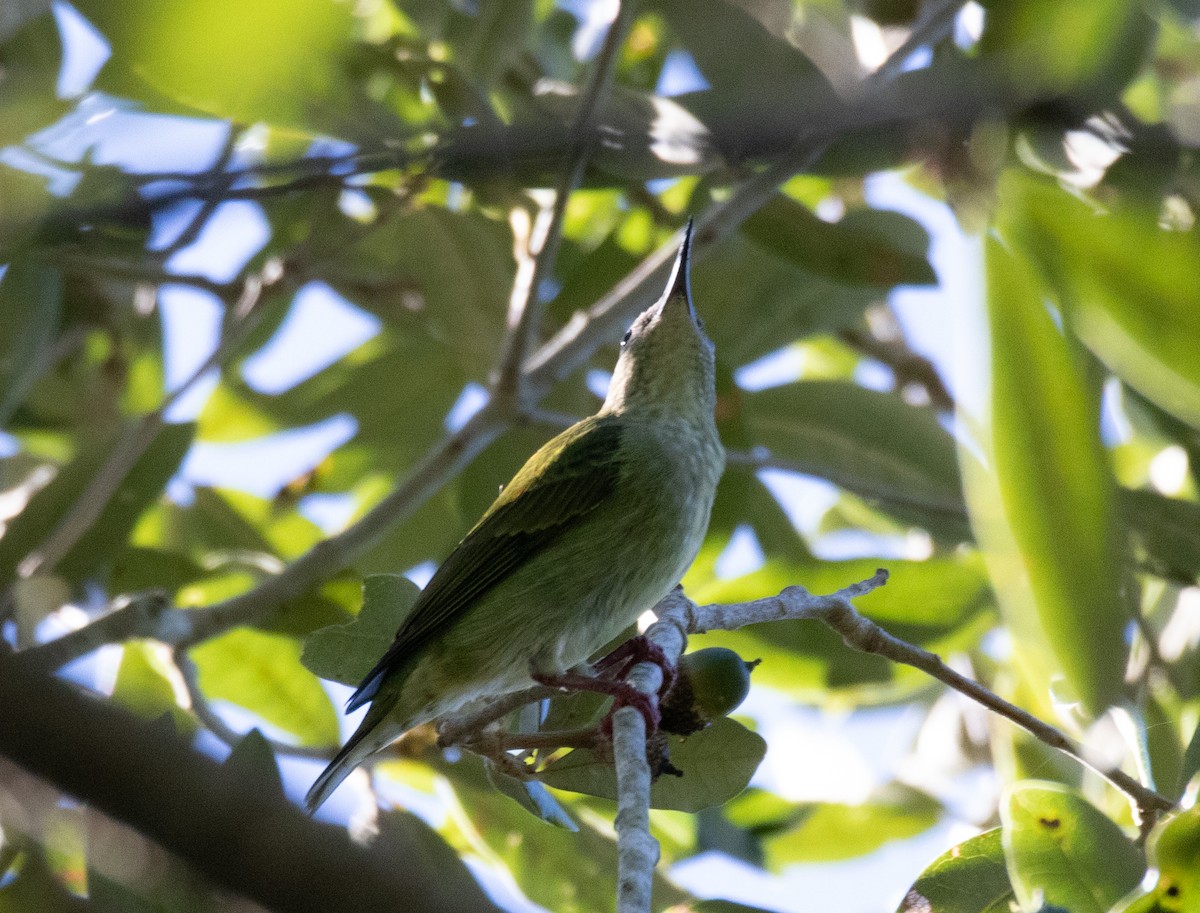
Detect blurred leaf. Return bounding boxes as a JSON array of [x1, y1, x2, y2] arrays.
[[979, 0, 1153, 104], [743, 195, 936, 289], [109, 546, 205, 595], [111, 640, 194, 732], [1123, 489, 1200, 585], [897, 827, 1015, 913], [0, 164, 54, 259], [765, 786, 941, 866], [1000, 781, 1144, 913], [444, 758, 690, 913], [484, 760, 578, 830], [224, 729, 284, 796], [366, 808, 495, 910], [1132, 805, 1200, 912], [744, 381, 969, 540], [0, 9, 68, 145], [302, 573, 418, 685], [1001, 173, 1200, 429], [0, 844, 87, 913], [1180, 721, 1200, 797], [11, 574, 69, 648], [191, 627, 339, 747], [0, 260, 62, 426], [0, 423, 195, 588], [57, 423, 196, 582], [73, 0, 365, 134], [541, 716, 766, 812], [695, 234, 879, 367], [983, 236, 1128, 714]]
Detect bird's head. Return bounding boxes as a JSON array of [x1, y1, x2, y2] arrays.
[[603, 220, 717, 419]]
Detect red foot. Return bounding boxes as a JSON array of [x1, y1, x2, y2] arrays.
[[533, 671, 660, 735], [593, 636, 676, 696]]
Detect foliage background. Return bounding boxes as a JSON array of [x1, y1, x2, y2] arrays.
[[2, 0, 1200, 911]]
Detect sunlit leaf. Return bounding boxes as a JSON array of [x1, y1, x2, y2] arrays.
[[744, 381, 969, 540], [897, 828, 1015, 913], [111, 640, 194, 732], [1001, 173, 1200, 429], [73, 0, 365, 134], [765, 786, 941, 866], [1000, 781, 1144, 913], [191, 627, 340, 747], [982, 236, 1128, 714]]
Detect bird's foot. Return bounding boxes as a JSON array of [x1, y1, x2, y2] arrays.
[[533, 671, 660, 735], [593, 636, 676, 696]]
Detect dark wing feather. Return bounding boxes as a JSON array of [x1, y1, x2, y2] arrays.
[[347, 415, 624, 710]]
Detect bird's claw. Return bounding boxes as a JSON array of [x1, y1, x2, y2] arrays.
[[594, 636, 676, 696]]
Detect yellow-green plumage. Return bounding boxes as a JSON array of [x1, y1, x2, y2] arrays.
[[306, 225, 723, 813]]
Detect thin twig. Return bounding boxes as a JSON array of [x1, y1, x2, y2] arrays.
[[175, 649, 331, 761], [492, 0, 639, 404], [683, 572, 1175, 822], [16, 264, 282, 581]]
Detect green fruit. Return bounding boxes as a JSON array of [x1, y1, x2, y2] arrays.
[[661, 648, 758, 736]]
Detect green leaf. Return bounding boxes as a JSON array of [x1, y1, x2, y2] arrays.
[[191, 627, 339, 747], [540, 716, 766, 812], [897, 828, 1015, 913], [1000, 781, 1145, 913], [1135, 805, 1200, 912], [765, 786, 941, 866], [444, 757, 690, 913], [57, 423, 196, 582], [0, 165, 53, 260], [0, 260, 61, 426], [1180, 721, 1200, 797], [983, 236, 1128, 714], [979, 1, 1152, 103], [302, 573, 418, 686], [696, 234, 878, 367], [1123, 488, 1200, 585], [72, 0, 363, 134], [742, 195, 936, 289], [111, 640, 195, 733], [1001, 173, 1200, 429], [0, 423, 195, 588], [744, 380, 969, 540], [224, 729, 284, 796], [484, 760, 578, 830]]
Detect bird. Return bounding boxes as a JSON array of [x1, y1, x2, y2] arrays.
[[305, 221, 725, 813]]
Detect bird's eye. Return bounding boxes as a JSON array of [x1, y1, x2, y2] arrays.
[[621, 328, 632, 346]]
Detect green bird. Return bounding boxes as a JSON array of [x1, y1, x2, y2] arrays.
[[306, 222, 724, 813]]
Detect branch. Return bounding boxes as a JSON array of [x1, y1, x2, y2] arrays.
[[492, 0, 639, 403], [688, 572, 1175, 821], [0, 653, 502, 913]]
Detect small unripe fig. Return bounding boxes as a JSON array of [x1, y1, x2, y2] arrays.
[[660, 647, 759, 736]]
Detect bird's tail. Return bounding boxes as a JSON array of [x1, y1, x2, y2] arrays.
[[305, 697, 408, 814]]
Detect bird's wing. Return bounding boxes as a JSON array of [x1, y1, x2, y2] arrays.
[[346, 415, 624, 710]]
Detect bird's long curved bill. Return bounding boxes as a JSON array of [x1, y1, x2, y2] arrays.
[[662, 218, 695, 316]]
